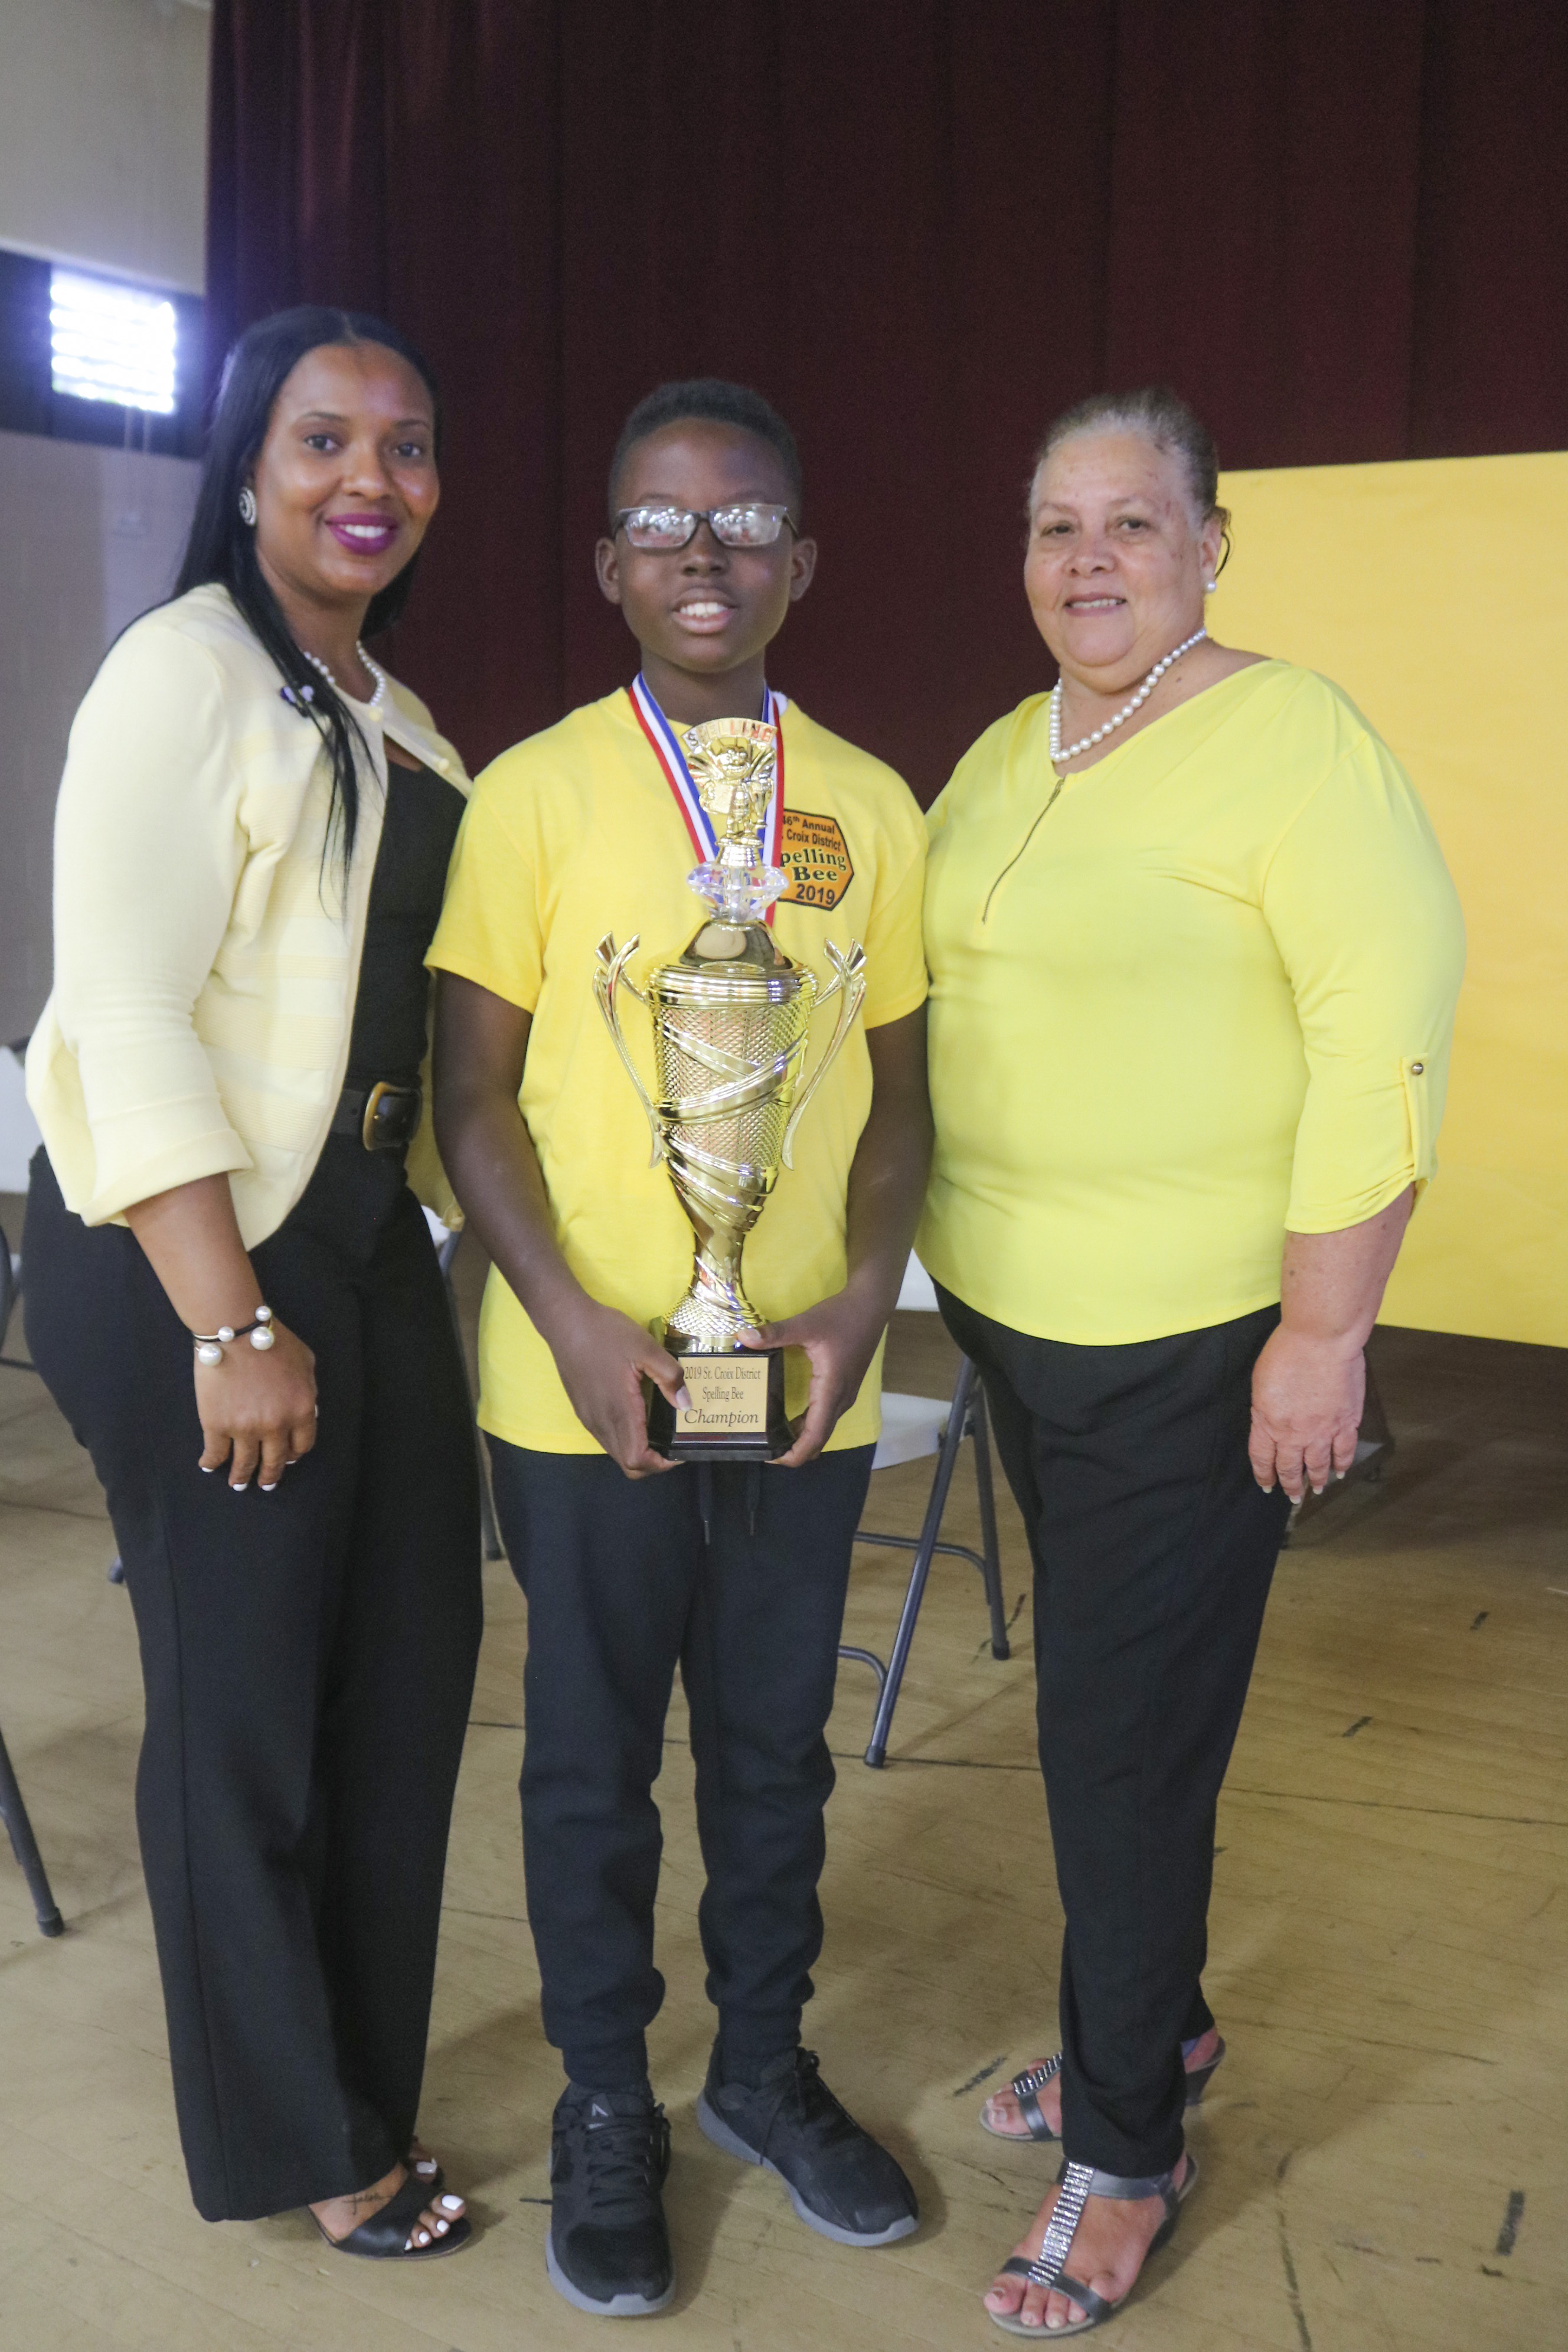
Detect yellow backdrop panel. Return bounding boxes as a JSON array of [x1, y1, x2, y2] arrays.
[[1216, 450, 1567, 1348]]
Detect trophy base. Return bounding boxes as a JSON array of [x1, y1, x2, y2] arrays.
[[647, 1344, 792, 1461]]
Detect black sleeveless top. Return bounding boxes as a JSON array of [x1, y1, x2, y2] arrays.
[[345, 758, 465, 1088]]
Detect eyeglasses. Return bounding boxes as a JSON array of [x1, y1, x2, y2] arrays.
[[612, 502, 797, 551]]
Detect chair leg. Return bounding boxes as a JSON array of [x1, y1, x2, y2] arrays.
[[967, 1378, 1010, 1660], [477, 1435, 504, 1562], [0, 1727, 64, 1937], [863, 1358, 976, 1769], [437, 1233, 505, 1562]]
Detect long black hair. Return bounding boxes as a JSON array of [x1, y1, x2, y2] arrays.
[[174, 306, 442, 883]]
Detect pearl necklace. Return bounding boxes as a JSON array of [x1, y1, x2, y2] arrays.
[[1048, 628, 1207, 768], [302, 642, 386, 712]]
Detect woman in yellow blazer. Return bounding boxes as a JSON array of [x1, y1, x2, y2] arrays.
[[920, 389, 1464, 2337], [24, 309, 481, 2259]]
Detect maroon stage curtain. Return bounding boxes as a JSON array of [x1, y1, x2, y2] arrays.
[[207, 0, 1568, 799]]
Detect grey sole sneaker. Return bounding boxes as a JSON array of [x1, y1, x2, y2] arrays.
[[545, 2233, 675, 2318], [697, 2090, 919, 2248]]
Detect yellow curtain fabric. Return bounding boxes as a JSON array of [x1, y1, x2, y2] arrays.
[[1214, 452, 1568, 1347]]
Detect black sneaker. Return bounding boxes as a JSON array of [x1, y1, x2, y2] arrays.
[[546, 2083, 674, 2317], [697, 2046, 919, 2247]]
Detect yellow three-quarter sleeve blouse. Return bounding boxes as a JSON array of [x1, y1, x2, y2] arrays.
[[919, 661, 1466, 1345]]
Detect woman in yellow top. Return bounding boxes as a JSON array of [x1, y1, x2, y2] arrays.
[[920, 388, 1464, 2338], [22, 311, 481, 2259]]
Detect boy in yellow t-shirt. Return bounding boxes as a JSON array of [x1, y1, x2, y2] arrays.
[[429, 380, 930, 2317]]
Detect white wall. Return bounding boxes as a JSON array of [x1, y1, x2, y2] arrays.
[[0, 0, 210, 1180], [0, 0, 211, 292], [0, 431, 201, 1052]]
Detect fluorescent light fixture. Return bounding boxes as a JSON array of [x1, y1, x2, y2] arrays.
[[50, 269, 178, 414]]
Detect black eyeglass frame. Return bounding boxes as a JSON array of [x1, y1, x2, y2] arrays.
[[610, 501, 800, 551]]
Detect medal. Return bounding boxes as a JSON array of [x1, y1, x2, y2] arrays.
[[629, 675, 788, 921]]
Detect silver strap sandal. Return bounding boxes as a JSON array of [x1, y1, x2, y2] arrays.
[[978, 2037, 1225, 2142], [986, 2154, 1198, 2337], [980, 2051, 1063, 2142]]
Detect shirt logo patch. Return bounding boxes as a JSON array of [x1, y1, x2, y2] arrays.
[[778, 809, 854, 910]]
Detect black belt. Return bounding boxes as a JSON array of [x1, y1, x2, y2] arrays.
[[331, 1079, 422, 1152]]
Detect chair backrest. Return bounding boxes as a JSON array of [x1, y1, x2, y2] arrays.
[[896, 1255, 940, 1314], [0, 1220, 16, 1350]]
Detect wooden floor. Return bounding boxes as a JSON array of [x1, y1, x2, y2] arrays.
[[1, 1195, 1564, 2351]]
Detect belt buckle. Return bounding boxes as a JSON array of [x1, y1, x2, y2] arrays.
[[361, 1080, 417, 1152]]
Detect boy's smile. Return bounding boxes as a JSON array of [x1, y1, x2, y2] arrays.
[[596, 420, 816, 726], [669, 592, 739, 636]]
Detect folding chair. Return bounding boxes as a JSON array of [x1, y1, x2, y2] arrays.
[[0, 1218, 66, 1936], [432, 1220, 504, 1562], [1283, 1362, 1396, 1541], [841, 1259, 1011, 1768]]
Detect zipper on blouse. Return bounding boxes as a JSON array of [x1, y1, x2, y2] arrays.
[[981, 773, 1065, 924]]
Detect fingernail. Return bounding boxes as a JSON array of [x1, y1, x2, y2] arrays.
[[675, 1387, 692, 1411], [200, 1464, 215, 1474], [440, 2195, 463, 2211], [259, 1482, 277, 1493]]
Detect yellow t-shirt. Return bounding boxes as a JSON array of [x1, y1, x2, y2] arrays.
[[430, 688, 929, 1452], [919, 661, 1465, 1345]]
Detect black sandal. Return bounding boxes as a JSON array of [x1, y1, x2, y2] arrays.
[[979, 2038, 1225, 2143], [986, 2154, 1198, 2336], [312, 2168, 473, 2260]]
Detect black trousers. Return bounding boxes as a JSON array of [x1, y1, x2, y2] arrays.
[[23, 1143, 482, 2221], [937, 1287, 1291, 2178], [486, 1439, 874, 2090]]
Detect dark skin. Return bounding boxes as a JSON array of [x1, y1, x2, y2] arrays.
[[436, 418, 933, 1476]]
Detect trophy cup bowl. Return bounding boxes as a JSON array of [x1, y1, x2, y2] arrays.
[[594, 716, 867, 1459]]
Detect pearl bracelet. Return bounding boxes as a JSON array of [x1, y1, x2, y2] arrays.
[[192, 1305, 276, 1367]]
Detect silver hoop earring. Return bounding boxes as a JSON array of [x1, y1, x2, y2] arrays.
[[238, 487, 257, 527]]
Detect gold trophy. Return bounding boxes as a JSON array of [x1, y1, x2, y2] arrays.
[[594, 717, 867, 1458]]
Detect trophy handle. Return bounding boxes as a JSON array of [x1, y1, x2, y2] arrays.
[[593, 933, 664, 1167], [780, 939, 868, 1170]]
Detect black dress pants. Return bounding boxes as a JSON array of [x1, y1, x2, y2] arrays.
[[936, 1287, 1291, 2179], [485, 1440, 874, 2090], [23, 1143, 482, 2220]]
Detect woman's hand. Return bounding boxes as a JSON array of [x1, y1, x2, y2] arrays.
[[544, 1296, 687, 1479], [1248, 1325, 1366, 1502], [196, 1321, 318, 1490], [1251, 1189, 1414, 1503], [747, 1282, 888, 1468]]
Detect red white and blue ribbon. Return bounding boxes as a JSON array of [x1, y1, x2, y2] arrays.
[[629, 674, 788, 920]]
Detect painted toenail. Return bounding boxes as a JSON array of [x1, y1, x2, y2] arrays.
[[434, 2217, 449, 2233], [440, 2194, 462, 2211]]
